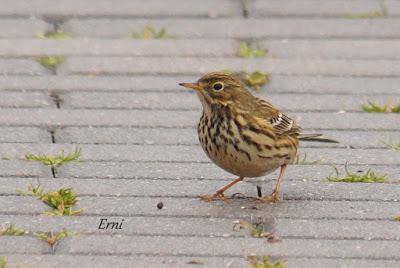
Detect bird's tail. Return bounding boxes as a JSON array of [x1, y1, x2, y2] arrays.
[[299, 133, 339, 143]]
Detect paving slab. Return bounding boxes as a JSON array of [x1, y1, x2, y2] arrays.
[[2, 235, 400, 259], [0, 18, 51, 39], [2, 39, 400, 60], [0, 59, 50, 75], [0, 39, 238, 57], [0, 127, 50, 143], [59, 56, 400, 77], [0, 0, 239, 18], [62, 91, 400, 112], [0, 255, 247, 268], [59, 236, 400, 258], [1, 75, 400, 95], [0, 92, 54, 108], [0, 160, 51, 178], [251, 0, 382, 17], [261, 39, 400, 59], [62, 18, 400, 39], [1, 214, 399, 240], [3, 255, 400, 268], [385, 0, 400, 16]]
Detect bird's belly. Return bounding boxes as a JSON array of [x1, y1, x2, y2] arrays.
[[201, 140, 287, 178]]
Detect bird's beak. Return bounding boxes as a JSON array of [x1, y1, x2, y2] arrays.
[[179, 82, 202, 91]]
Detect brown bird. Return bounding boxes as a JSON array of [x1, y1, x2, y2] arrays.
[[179, 72, 337, 202]]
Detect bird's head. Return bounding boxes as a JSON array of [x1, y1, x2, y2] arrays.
[[179, 72, 250, 107]]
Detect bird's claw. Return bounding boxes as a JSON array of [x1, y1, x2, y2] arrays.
[[199, 191, 226, 202], [256, 191, 280, 203]]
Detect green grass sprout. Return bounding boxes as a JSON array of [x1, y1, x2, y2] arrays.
[[241, 0, 249, 18], [293, 153, 319, 165], [233, 220, 280, 242], [237, 42, 267, 58], [35, 229, 75, 250], [17, 183, 44, 198], [246, 255, 286, 268], [25, 146, 81, 168], [361, 101, 400, 113], [0, 223, 28, 236], [383, 140, 400, 150], [36, 31, 72, 39], [219, 70, 269, 91], [236, 71, 270, 91], [18, 183, 85, 216], [132, 25, 173, 39], [234, 219, 264, 237], [327, 164, 388, 183], [343, 11, 383, 19], [0, 257, 7, 268], [35, 55, 65, 71], [242, 71, 269, 90]]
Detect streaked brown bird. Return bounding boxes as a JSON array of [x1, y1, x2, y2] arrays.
[[179, 72, 337, 202]]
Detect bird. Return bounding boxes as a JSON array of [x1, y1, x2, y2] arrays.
[[179, 72, 337, 203]]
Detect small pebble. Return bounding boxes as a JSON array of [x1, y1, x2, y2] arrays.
[[157, 202, 164, 210]]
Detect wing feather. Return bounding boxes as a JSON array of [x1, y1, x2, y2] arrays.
[[240, 96, 301, 136]]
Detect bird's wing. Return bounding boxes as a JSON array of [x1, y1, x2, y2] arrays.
[[245, 97, 301, 136]]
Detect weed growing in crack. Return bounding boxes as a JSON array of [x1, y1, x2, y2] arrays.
[[327, 164, 388, 183], [0, 256, 7, 268], [237, 42, 267, 58], [293, 153, 319, 165], [35, 56, 65, 71], [0, 222, 77, 253], [219, 70, 270, 91], [25, 146, 81, 168], [246, 255, 286, 268], [35, 229, 76, 251], [37, 31, 72, 39], [232, 71, 270, 91], [233, 220, 280, 242], [17, 183, 85, 216], [241, 0, 249, 18], [343, 11, 383, 19], [132, 25, 174, 39], [0, 223, 28, 236], [383, 140, 400, 151], [361, 101, 400, 113]]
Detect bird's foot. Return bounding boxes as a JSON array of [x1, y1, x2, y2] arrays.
[[199, 191, 226, 202], [256, 191, 280, 203]]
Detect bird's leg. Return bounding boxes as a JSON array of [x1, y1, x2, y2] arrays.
[[200, 177, 244, 202], [257, 164, 287, 203]]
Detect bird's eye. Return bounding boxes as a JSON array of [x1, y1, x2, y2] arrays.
[[212, 82, 224, 91]]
